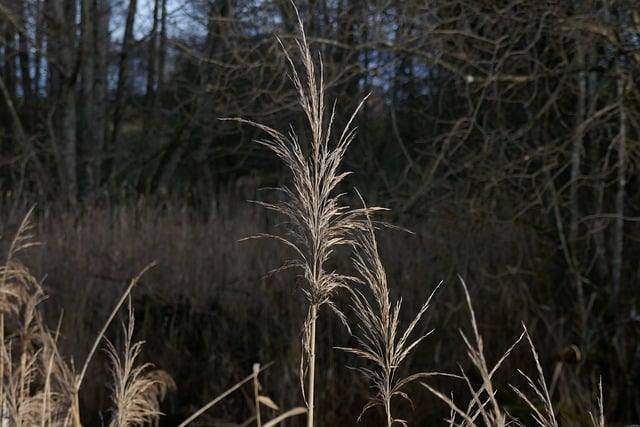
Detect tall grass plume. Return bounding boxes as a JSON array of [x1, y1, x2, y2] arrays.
[[229, 5, 379, 425], [338, 209, 442, 426]]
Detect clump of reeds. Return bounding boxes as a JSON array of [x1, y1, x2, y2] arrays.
[[423, 278, 606, 427], [0, 209, 304, 427], [105, 299, 176, 427], [0, 208, 71, 426], [0, 208, 176, 426]]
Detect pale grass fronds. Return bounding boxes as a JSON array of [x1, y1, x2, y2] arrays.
[[74, 261, 156, 392], [8, 290, 65, 427], [510, 325, 559, 427], [424, 278, 524, 427], [459, 371, 505, 426], [143, 369, 177, 409], [61, 261, 155, 427], [11, 389, 64, 427], [0, 212, 70, 427], [0, 260, 42, 317], [253, 363, 264, 427], [38, 322, 75, 427], [0, 315, 6, 427], [588, 378, 605, 427], [261, 407, 308, 427], [421, 383, 478, 427], [106, 299, 171, 427], [16, 291, 46, 422], [24, 391, 65, 427], [225, 0, 378, 312], [338, 211, 441, 426], [5, 206, 40, 261], [459, 277, 524, 427], [447, 405, 457, 427], [0, 207, 41, 317], [0, 336, 64, 427], [0, 339, 39, 426]]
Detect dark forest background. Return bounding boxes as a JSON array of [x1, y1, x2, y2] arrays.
[[0, 0, 639, 425]]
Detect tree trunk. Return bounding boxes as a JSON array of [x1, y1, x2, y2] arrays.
[[78, 0, 109, 198], [153, 0, 229, 192], [569, 39, 585, 265], [47, 0, 79, 203], [612, 70, 627, 302], [34, 0, 45, 97], [108, 0, 137, 185], [157, 0, 167, 93], [79, 0, 96, 196], [142, 0, 159, 146], [93, 0, 110, 190], [2, 11, 18, 146], [145, 0, 158, 105], [17, 0, 33, 128], [588, 45, 609, 281]]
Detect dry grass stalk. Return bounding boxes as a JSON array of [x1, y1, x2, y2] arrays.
[[177, 364, 277, 427], [588, 378, 605, 427], [424, 278, 608, 427], [0, 208, 72, 426], [230, 4, 378, 426], [510, 327, 559, 427], [338, 209, 441, 426], [423, 278, 524, 427], [38, 322, 76, 427], [106, 300, 176, 427], [65, 260, 158, 427], [0, 207, 40, 317], [252, 362, 307, 427]]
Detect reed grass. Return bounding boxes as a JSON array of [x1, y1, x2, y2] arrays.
[[423, 278, 525, 426], [230, 5, 380, 426], [423, 279, 606, 427], [0, 209, 176, 427], [337, 208, 442, 426], [105, 299, 176, 427], [1, 190, 609, 427]]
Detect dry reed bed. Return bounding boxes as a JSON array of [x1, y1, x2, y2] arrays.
[[0, 206, 606, 426], [0, 210, 175, 426]]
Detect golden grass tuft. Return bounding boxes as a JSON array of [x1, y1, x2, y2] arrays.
[[106, 300, 176, 427], [0, 208, 175, 427]]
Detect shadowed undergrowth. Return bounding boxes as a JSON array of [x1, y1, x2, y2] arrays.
[[0, 202, 615, 426]]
